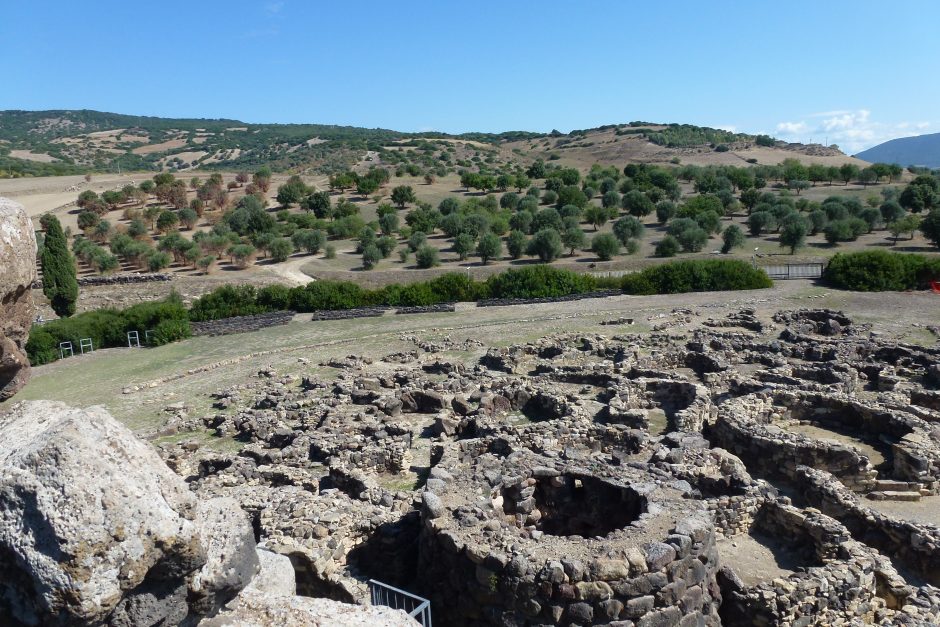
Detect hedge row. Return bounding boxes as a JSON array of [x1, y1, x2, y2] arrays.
[[823, 251, 940, 291], [27, 262, 775, 366], [26, 295, 191, 366], [188, 266, 605, 321], [620, 259, 772, 295]]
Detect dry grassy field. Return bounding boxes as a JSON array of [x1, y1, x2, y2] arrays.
[[5, 280, 938, 438]]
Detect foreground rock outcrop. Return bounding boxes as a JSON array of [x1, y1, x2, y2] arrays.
[[0, 196, 37, 401], [0, 400, 418, 626], [0, 401, 258, 625]]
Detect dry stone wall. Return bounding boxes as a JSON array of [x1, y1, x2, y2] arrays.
[[310, 307, 389, 321], [31, 272, 172, 289], [190, 311, 295, 337]]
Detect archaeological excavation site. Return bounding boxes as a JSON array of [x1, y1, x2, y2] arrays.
[[65, 305, 934, 626], [3, 183, 940, 627]]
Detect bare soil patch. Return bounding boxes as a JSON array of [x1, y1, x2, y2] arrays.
[[716, 533, 799, 586], [132, 138, 187, 155], [8, 150, 57, 163]]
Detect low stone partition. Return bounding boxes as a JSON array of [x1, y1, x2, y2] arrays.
[[309, 422, 413, 476], [32, 272, 173, 289], [191, 311, 295, 337], [780, 391, 940, 490], [719, 501, 932, 625], [711, 393, 878, 490], [607, 377, 713, 433], [706, 492, 769, 538], [454, 418, 648, 462], [310, 307, 388, 321], [712, 390, 940, 492], [772, 308, 855, 336], [416, 448, 722, 626], [911, 389, 940, 412], [795, 465, 940, 586], [395, 303, 456, 315], [476, 289, 621, 308]]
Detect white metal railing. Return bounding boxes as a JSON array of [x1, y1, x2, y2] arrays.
[[761, 262, 824, 280], [368, 579, 432, 626]]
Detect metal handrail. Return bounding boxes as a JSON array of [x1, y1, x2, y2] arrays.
[[368, 579, 432, 627]]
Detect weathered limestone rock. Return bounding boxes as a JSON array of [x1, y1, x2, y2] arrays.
[[188, 497, 261, 616], [0, 401, 256, 625], [0, 197, 37, 401], [243, 549, 297, 597]]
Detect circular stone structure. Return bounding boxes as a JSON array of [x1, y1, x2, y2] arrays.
[[712, 389, 940, 493], [417, 446, 721, 626]]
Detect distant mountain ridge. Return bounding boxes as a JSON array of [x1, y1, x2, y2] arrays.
[[855, 132, 940, 168]]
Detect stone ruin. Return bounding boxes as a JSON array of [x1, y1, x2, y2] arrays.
[[145, 308, 940, 626]]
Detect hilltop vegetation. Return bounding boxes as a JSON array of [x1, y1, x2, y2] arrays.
[[0, 109, 860, 180], [0, 109, 541, 178]]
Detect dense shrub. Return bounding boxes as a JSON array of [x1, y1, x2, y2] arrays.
[[122, 296, 190, 334], [824, 251, 940, 291], [150, 318, 192, 346], [288, 281, 366, 311], [188, 285, 264, 321], [485, 266, 596, 299], [621, 260, 772, 295], [256, 284, 292, 310], [377, 273, 484, 307], [655, 236, 680, 257], [25, 295, 190, 365]]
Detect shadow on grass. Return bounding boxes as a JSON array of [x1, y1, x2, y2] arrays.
[[870, 241, 931, 252], [508, 258, 545, 266]]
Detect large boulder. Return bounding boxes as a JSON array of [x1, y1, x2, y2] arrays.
[[0, 197, 37, 401], [0, 401, 258, 625]]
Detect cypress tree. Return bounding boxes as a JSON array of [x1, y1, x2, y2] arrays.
[[39, 215, 79, 317]]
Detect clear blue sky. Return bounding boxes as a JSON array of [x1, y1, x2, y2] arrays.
[[2, 1, 937, 152]]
